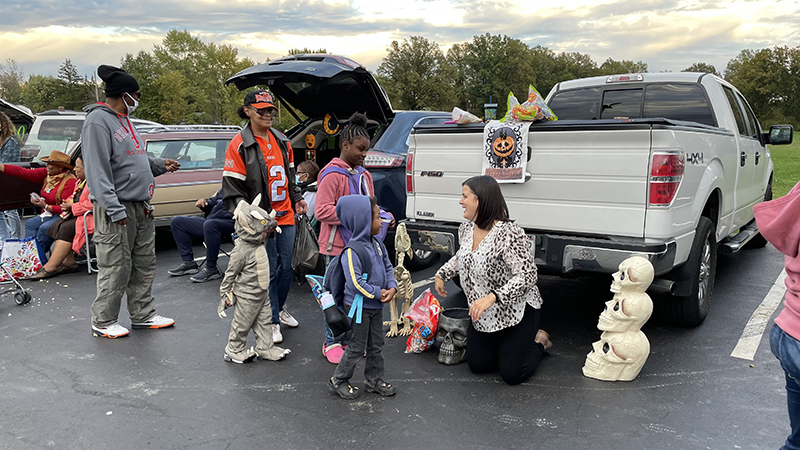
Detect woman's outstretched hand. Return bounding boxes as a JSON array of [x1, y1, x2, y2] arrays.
[[434, 276, 447, 297], [469, 293, 497, 321]]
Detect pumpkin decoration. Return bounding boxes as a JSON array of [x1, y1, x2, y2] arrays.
[[490, 128, 517, 168], [305, 133, 316, 148]]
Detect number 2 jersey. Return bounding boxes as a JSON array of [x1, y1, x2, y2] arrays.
[[222, 125, 299, 227]]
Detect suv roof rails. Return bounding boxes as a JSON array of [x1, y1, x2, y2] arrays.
[[140, 124, 242, 133], [38, 109, 85, 116]]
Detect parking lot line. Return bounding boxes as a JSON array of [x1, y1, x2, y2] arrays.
[[730, 269, 787, 361]]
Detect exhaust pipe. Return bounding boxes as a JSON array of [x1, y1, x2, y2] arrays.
[[648, 278, 676, 295]]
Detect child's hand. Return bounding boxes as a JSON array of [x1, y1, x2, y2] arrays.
[[217, 292, 235, 318], [380, 287, 397, 303]]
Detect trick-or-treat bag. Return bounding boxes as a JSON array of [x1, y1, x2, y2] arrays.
[[501, 85, 558, 123], [0, 237, 43, 281], [404, 288, 442, 353]]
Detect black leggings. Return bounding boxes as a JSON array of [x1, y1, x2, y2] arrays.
[[467, 304, 545, 385]]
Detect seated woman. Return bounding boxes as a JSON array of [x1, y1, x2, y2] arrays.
[[29, 156, 92, 279], [434, 175, 552, 385], [0, 150, 77, 264]]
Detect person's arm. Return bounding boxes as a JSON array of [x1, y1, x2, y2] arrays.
[[219, 251, 245, 297], [341, 248, 380, 300], [493, 224, 538, 304], [314, 172, 346, 226], [221, 140, 250, 214], [1, 164, 46, 183], [381, 243, 398, 291], [71, 186, 93, 216], [82, 121, 126, 222], [148, 157, 168, 176]]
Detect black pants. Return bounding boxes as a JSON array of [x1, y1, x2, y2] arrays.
[[467, 304, 545, 385]]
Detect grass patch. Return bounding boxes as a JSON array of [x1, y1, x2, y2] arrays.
[[771, 140, 800, 198]]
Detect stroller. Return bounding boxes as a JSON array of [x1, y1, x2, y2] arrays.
[[1, 257, 32, 306]]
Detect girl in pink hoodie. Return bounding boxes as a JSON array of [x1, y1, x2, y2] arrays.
[[754, 180, 800, 450]]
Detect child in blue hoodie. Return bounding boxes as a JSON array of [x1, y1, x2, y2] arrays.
[[328, 195, 397, 399]]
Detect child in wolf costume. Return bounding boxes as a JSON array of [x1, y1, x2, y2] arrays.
[[217, 194, 291, 363]]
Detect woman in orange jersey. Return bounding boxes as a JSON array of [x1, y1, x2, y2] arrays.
[[221, 90, 308, 345]]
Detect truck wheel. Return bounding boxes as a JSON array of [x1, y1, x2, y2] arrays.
[[666, 217, 717, 326], [746, 180, 772, 249], [405, 249, 439, 272]]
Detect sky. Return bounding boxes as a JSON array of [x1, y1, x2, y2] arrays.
[[2, 0, 799, 81]]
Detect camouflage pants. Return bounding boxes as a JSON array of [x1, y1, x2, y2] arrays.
[[90, 201, 157, 327]]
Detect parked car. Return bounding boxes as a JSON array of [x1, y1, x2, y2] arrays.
[[20, 109, 160, 163], [402, 72, 794, 325], [225, 53, 451, 269], [0, 125, 240, 227], [0, 98, 34, 140]]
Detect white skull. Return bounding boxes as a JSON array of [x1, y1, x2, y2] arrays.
[[436, 308, 469, 365], [598, 293, 653, 332], [610, 256, 654, 294], [583, 331, 650, 381]]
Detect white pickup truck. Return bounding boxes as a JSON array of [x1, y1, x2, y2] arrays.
[[403, 72, 794, 326]]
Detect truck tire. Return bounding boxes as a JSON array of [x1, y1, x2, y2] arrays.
[[665, 217, 717, 326], [405, 249, 439, 271], [746, 180, 772, 249]]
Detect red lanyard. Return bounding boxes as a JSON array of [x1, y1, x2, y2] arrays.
[[97, 102, 140, 149]]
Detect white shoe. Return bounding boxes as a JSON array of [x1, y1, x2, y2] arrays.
[[272, 323, 283, 344], [131, 314, 175, 329], [279, 309, 299, 327], [92, 323, 130, 338]]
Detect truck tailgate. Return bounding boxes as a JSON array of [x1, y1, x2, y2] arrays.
[[408, 126, 653, 238]]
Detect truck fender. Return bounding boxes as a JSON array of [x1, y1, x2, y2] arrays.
[[694, 157, 725, 239]]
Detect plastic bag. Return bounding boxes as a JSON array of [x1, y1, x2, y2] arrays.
[[0, 237, 43, 281], [404, 288, 442, 353], [291, 214, 318, 273], [501, 85, 558, 123], [451, 107, 482, 124]]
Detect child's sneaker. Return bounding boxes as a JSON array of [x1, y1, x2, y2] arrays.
[[328, 377, 360, 399], [279, 309, 299, 327], [91, 323, 129, 338], [272, 323, 283, 344], [364, 379, 396, 396], [131, 314, 175, 329], [323, 343, 344, 364]]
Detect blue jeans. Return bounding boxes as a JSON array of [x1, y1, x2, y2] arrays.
[[771, 323, 800, 450], [170, 216, 234, 268], [0, 209, 22, 241], [24, 214, 60, 264], [267, 224, 295, 324]]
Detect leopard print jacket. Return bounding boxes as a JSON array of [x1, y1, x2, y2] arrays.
[[436, 220, 542, 333]]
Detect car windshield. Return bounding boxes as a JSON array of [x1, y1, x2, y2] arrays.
[[22, 119, 82, 161]]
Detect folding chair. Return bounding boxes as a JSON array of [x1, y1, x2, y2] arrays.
[[82, 211, 98, 274]]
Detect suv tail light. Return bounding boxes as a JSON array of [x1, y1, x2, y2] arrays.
[[364, 151, 403, 169], [406, 152, 414, 194], [649, 152, 684, 206]]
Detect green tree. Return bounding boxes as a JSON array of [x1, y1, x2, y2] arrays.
[[377, 36, 453, 111], [0, 59, 25, 104], [682, 62, 720, 76], [20, 75, 63, 112], [599, 58, 648, 75]]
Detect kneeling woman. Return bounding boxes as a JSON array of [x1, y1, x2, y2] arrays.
[[434, 175, 551, 385]]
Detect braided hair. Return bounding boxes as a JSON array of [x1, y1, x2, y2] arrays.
[[341, 112, 370, 144]]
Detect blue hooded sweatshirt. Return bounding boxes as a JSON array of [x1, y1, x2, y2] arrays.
[[336, 195, 397, 310]]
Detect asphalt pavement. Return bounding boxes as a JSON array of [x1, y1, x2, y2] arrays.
[[0, 233, 791, 450]]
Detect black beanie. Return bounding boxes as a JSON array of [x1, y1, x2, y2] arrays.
[[98, 65, 139, 98]]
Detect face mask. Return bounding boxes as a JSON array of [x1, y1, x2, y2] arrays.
[[295, 175, 301, 183], [124, 93, 139, 115]]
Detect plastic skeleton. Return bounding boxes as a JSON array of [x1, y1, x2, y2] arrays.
[[384, 223, 415, 337]]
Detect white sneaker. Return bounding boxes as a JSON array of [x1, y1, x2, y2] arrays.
[[279, 309, 299, 327], [131, 314, 175, 329], [272, 323, 283, 344], [92, 323, 130, 338]]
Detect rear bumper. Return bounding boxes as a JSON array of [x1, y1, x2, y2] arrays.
[[402, 220, 677, 276]]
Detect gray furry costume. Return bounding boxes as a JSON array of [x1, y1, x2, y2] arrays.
[[218, 194, 291, 363]]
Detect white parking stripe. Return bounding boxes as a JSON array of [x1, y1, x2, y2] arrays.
[[730, 269, 787, 361]]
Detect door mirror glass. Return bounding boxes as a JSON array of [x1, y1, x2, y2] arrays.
[[768, 125, 794, 145]]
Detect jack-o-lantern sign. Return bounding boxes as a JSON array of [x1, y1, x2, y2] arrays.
[[493, 131, 515, 158], [305, 133, 316, 148]]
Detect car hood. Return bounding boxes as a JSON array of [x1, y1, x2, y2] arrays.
[[225, 54, 394, 125]]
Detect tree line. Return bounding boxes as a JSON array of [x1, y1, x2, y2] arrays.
[[0, 30, 797, 129]]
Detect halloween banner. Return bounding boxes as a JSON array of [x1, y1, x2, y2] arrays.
[[482, 120, 531, 183]]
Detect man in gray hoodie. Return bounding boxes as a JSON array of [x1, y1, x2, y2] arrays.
[[82, 65, 180, 338]]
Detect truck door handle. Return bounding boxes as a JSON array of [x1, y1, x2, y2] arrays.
[[755, 151, 761, 165], [740, 152, 747, 166]]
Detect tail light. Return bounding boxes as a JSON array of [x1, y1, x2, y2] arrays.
[[406, 152, 414, 194], [364, 151, 403, 169], [649, 152, 684, 206]]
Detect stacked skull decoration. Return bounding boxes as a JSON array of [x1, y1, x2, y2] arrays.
[[436, 308, 469, 365], [583, 256, 654, 381]]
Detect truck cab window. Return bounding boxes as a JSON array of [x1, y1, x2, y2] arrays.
[[600, 89, 643, 120], [736, 93, 761, 138], [643, 84, 716, 126], [547, 87, 601, 120], [723, 86, 748, 136]]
